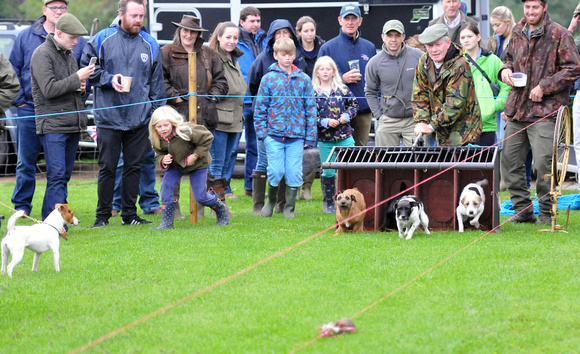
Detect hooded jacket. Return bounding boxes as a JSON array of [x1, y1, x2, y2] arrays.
[[465, 49, 510, 133], [318, 29, 376, 113], [247, 19, 307, 98], [254, 62, 317, 143], [499, 13, 580, 122], [365, 42, 423, 119], [161, 33, 228, 130], [9, 15, 86, 108], [412, 42, 482, 146], [30, 34, 87, 135], [82, 23, 166, 130]]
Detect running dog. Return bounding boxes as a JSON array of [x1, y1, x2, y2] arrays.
[[1, 204, 78, 278], [456, 179, 488, 232], [335, 188, 366, 233], [394, 195, 430, 240]]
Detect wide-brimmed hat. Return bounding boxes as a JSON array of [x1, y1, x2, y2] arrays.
[[172, 15, 208, 32]]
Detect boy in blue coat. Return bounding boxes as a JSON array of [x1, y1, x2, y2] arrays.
[[254, 38, 317, 218]]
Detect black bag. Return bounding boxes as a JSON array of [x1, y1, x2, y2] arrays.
[[466, 55, 501, 97]]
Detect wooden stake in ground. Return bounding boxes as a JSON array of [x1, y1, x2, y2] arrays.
[[188, 52, 197, 224]]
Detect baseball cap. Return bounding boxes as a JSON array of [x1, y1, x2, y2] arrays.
[[340, 3, 361, 18], [44, 0, 69, 5], [382, 20, 405, 34]]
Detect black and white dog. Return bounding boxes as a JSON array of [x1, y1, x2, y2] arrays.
[[456, 179, 488, 232], [393, 195, 430, 240]]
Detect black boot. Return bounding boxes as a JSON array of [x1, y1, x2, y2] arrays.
[[261, 183, 278, 217], [321, 176, 336, 214], [209, 191, 229, 226], [151, 202, 176, 230], [252, 170, 267, 215], [283, 186, 299, 219], [275, 177, 286, 213]]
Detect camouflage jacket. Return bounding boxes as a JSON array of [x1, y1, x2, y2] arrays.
[[499, 13, 580, 122], [412, 43, 482, 146]]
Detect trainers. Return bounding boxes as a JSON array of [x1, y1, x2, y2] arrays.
[[509, 211, 538, 224], [92, 218, 109, 228], [122, 216, 153, 225], [537, 214, 551, 225], [111, 209, 119, 217]]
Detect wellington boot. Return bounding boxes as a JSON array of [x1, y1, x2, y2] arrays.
[[321, 176, 336, 214], [275, 177, 286, 213], [261, 183, 278, 218], [209, 191, 229, 225], [283, 186, 299, 219], [300, 170, 315, 200], [252, 170, 267, 215], [151, 202, 176, 230], [197, 201, 204, 219]]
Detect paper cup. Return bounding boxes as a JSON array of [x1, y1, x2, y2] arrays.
[[512, 72, 527, 87], [121, 76, 132, 92]]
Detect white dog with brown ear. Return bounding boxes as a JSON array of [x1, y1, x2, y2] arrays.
[[457, 179, 488, 232]]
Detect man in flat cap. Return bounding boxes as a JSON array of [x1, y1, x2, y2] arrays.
[[82, 0, 166, 228], [412, 24, 481, 146], [498, 0, 580, 224], [9, 0, 87, 218], [29, 13, 95, 220], [569, 3, 580, 191], [319, 3, 376, 146], [365, 20, 423, 147]]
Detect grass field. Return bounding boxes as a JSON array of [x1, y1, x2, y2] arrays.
[[1, 178, 579, 353]]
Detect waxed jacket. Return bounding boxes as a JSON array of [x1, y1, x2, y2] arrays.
[[0, 52, 19, 127], [499, 14, 580, 122], [215, 46, 246, 133], [82, 23, 165, 130], [161, 39, 228, 130], [315, 85, 358, 143], [9, 16, 86, 108], [365, 42, 423, 119], [412, 42, 482, 146], [30, 34, 87, 135], [254, 63, 317, 143], [153, 122, 214, 174]]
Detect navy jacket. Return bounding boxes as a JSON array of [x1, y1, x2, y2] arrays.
[[82, 23, 166, 130], [318, 29, 376, 113], [9, 16, 86, 108]]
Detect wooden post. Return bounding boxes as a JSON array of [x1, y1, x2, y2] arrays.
[[188, 52, 198, 224]]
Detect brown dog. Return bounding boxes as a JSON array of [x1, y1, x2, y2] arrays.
[[335, 188, 366, 233]]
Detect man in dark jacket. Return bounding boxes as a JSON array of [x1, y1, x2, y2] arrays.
[[9, 0, 86, 217], [82, 0, 166, 228], [318, 3, 376, 146], [499, 0, 580, 225], [30, 13, 95, 220]]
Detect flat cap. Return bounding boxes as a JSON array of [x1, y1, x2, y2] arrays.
[[44, 0, 69, 5], [418, 24, 449, 45], [575, 3, 580, 17], [382, 20, 405, 34], [340, 3, 361, 18], [56, 13, 88, 36]]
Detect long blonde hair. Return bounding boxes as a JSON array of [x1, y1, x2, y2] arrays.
[[149, 106, 193, 149], [311, 56, 344, 90], [490, 6, 515, 39]]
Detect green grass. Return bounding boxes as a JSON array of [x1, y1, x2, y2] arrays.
[[1, 178, 579, 352]]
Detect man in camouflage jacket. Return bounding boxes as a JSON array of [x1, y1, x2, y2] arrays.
[[412, 24, 481, 146], [499, 0, 580, 225]]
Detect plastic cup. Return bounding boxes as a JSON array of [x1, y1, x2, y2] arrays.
[[348, 59, 360, 71], [512, 72, 527, 87], [121, 76, 132, 92]]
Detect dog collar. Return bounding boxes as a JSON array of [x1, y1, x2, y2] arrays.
[[43, 222, 68, 241]]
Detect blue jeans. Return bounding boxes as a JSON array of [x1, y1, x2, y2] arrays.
[[264, 137, 304, 187], [243, 103, 257, 191], [39, 133, 80, 220], [209, 130, 241, 179], [11, 104, 42, 215], [112, 148, 160, 213], [256, 138, 268, 172], [160, 166, 216, 207]]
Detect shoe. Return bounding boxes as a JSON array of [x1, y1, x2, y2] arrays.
[[537, 214, 551, 225], [509, 210, 538, 224], [244, 190, 253, 197], [111, 209, 119, 217], [92, 218, 109, 228], [143, 209, 162, 215], [151, 202, 176, 231], [225, 192, 240, 200], [122, 216, 153, 225]]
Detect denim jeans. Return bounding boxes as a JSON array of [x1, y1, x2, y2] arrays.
[[243, 103, 257, 191], [112, 148, 160, 213], [39, 133, 80, 219], [160, 166, 216, 207], [11, 104, 42, 215], [209, 130, 241, 179], [256, 138, 268, 172], [264, 136, 304, 187]]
